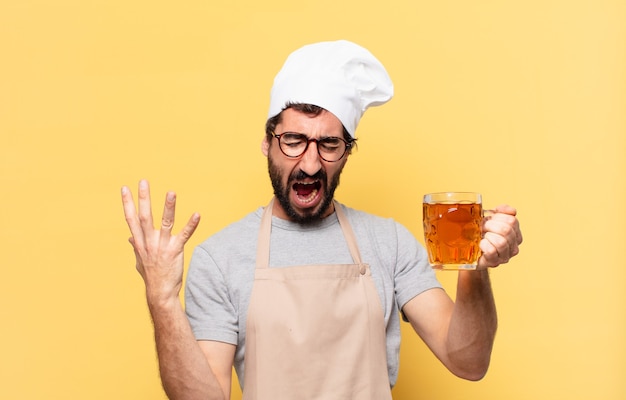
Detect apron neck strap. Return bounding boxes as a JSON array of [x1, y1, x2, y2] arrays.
[[255, 198, 363, 269], [333, 201, 363, 265]]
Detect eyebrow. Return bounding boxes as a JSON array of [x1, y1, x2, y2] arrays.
[[281, 131, 342, 139]]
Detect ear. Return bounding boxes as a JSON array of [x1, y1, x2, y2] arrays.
[[261, 136, 270, 157]]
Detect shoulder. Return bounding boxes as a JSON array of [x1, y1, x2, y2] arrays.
[[337, 202, 410, 238], [195, 207, 263, 252], [188, 207, 263, 283], [337, 202, 426, 265], [338, 202, 392, 224]]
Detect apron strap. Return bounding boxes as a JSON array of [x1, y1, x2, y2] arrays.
[[333, 200, 363, 265], [255, 198, 274, 269], [255, 198, 364, 269]]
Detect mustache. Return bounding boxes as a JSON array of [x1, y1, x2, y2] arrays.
[[290, 169, 327, 182]]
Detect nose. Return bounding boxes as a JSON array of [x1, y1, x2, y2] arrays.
[[298, 140, 322, 176]]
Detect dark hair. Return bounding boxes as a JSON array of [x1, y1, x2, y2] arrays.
[[265, 103, 356, 152]]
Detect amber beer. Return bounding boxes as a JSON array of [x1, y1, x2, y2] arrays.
[[423, 192, 483, 270]]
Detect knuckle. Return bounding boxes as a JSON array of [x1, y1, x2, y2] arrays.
[[486, 233, 507, 250], [138, 212, 149, 222], [498, 223, 514, 237], [179, 229, 191, 241]]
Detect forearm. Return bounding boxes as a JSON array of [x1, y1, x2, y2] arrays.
[[445, 270, 497, 380], [121, 183, 224, 398], [148, 296, 226, 400]]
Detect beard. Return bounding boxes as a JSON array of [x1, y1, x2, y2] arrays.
[[267, 156, 343, 225]]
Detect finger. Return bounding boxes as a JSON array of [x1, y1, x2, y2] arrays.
[[479, 231, 514, 268], [484, 214, 519, 262], [497, 218, 520, 251], [494, 204, 523, 246], [509, 218, 522, 251], [485, 231, 510, 258], [484, 213, 519, 248], [159, 191, 177, 246], [513, 218, 523, 246], [174, 212, 201, 247], [493, 204, 517, 216], [479, 206, 523, 268], [137, 179, 155, 236], [477, 238, 500, 268], [128, 237, 146, 275], [121, 186, 146, 246]]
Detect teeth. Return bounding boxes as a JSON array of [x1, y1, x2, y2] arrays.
[[298, 189, 318, 203]]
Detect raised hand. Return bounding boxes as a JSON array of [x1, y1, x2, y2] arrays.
[[121, 180, 200, 306]]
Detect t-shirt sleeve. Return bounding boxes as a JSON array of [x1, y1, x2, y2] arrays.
[[185, 245, 239, 345], [392, 222, 443, 317]]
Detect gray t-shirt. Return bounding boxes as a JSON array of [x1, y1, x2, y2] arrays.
[[185, 202, 442, 388]]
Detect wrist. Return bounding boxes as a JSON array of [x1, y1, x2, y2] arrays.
[[145, 289, 183, 314], [459, 268, 489, 280], [457, 269, 492, 297]]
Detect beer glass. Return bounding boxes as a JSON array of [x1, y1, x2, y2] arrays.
[[423, 192, 487, 270]]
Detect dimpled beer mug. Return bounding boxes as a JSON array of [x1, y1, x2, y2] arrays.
[[423, 192, 487, 270]]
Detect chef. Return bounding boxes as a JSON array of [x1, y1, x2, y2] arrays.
[[121, 40, 522, 400]]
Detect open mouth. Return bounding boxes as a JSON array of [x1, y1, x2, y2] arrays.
[[293, 181, 322, 203]]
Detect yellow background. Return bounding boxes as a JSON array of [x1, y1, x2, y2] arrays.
[[1, 0, 624, 399]]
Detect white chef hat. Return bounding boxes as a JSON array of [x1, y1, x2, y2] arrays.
[[268, 40, 394, 138]]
